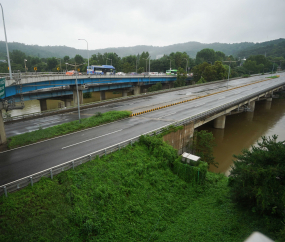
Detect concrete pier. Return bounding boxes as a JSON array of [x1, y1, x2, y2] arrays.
[[213, 115, 226, 129], [248, 101, 255, 111], [133, 85, 141, 95], [100, 91, 106, 101], [39, 99, 48, 111]]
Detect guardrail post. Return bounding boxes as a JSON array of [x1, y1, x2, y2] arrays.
[[3, 186, 7, 197], [89, 155, 92, 161], [30, 177, 33, 187], [50, 169, 53, 180], [72, 161, 75, 169]]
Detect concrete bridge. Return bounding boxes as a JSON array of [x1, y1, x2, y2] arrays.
[[0, 74, 285, 192]]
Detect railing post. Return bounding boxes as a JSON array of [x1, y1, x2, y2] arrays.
[[3, 186, 7, 197], [30, 177, 33, 187], [50, 169, 53, 180], [72, 161, 74, 169], [89, 155, 92, 161]]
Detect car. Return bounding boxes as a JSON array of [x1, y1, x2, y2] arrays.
[[116, 72, 126, 76], [66, 70, 82, 76], [130, 72, 138, 75]]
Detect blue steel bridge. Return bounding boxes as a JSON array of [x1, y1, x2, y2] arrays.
[[2, 73, 187, 103]]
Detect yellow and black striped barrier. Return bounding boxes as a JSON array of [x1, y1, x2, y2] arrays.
[[130, 77, 276, 117]]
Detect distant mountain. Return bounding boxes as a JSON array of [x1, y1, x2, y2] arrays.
[[236, 38, 285, 58], [0, 39, 283, 60]]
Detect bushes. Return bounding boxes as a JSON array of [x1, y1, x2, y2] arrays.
[[228, 135, 285, 217]]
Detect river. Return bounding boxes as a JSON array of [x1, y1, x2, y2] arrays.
[[197, 95, 285, 175]]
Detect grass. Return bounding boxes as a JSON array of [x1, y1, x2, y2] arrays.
[[0, 135, 282, 242], [7, 110, 131, 149], [268, 75, 279, 79]]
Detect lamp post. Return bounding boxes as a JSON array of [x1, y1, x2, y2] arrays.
[[107, 58, 112, 66], [167, 59, 173, 70], [183, 58, 188, 73], [223, 60, 236, 89], [56, 58, 62, 73], [65, 62, 85, 123], [148, 56, 151, 73], [78, 39, 89, 68], [24, 59, 27, 73], [143, 58, 148, 72], [0, 3, 12, 80]]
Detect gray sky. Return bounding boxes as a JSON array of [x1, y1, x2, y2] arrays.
[[1, 0, 285, 50]]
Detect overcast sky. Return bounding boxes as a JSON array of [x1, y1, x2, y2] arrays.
[[1, 0, 285, 50]]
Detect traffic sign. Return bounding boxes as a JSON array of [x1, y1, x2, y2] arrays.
[[34, 67, 37, 71], [57, 67, 60, 71], [0, 78, 5, 99], [77, 68, 80, 72]]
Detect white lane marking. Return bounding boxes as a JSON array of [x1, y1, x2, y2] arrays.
[[61, 129, 122, 149], [158, 112, 177, 119], [195, 103, 205, 107], [218, 96, 225, 100]]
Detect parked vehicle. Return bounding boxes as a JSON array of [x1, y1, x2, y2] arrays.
[[66, 70, 82, 76]]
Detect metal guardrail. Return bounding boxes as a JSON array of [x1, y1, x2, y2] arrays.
[[1, 79, 284, 197]]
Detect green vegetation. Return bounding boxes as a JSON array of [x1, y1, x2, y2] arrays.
[[148, 82, 162, 92], [229, 135, 285, 217], [83, 92, 92, 98], [268, 75, 279, 79], [174, 67, 187, 87], [192, 130, 218, 168], [1, 134, 280, 241], [7, 110, 131, 149]]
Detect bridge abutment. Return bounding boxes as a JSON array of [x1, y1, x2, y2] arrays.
[[213, 115, 226, 129], [0, 111, 7, 144]]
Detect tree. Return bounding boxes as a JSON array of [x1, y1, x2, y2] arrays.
[[47, 57, 57, 71], [174, 67, 186, 87], [74, 54, 84, 64], [228, 135, 285, 217], [196, 48, 216, 65], [63, 56, 70, 63], [192, 130, 217, 167]]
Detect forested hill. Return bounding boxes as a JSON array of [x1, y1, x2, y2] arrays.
[[237, 38, 285, 58], [0, 39, 283, 59]]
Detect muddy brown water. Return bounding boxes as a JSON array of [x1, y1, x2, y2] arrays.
[[197, 97, 285, 175]]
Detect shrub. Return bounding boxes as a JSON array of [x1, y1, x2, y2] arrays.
[[228, 135, 285, 217]]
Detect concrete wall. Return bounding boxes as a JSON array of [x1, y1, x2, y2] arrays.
[[163, 122, 194, 155], [0, 111, 7, 144]]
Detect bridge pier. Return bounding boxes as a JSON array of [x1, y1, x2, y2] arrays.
[[100, 91, 106, 101], [213, 115, 226, 129], [70, 85, 85, 105], [265, 100, 272, 110], [122, 89, 128, 97], [133, 85, 141, 95], [0, 111, 7, 144], [40, 99, 48, 112], [248, 101, 255, 111]]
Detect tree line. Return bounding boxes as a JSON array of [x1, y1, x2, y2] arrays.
[[0, 48, 283, 82]]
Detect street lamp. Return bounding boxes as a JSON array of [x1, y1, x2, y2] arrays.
[[65, 62, 86, 123], [148, 56, 151, 73], [167, 59, 173, 70], [223, 60, 236, 89], [183, 58, 188, 73], [56, 58, 62, 73], [0, 3, 12, 80], [78, 39, 89, 68], [107, 58, 112, 66], [143, 57, 149, 72], [24, 59, 27, 73]]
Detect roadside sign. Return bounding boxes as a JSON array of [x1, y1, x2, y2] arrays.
[[0, 78, 5, 99], [57, 67, 60, 71], [77, 68, 80, 72], [34, 67, 37, 71], [7, 67, 9, 70]]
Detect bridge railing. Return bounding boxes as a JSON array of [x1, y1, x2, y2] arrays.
[[1, 79, 284, 197]]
